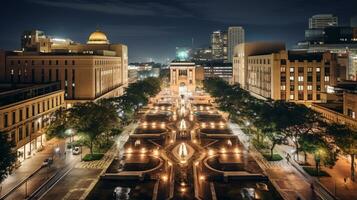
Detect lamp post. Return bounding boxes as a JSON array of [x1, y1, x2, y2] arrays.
[[315, 149, 323, 180]]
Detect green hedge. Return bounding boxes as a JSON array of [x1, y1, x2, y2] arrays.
[[82, 153, 104, 161], [303, 167, 330, 177], [263, 153, 283, 161]]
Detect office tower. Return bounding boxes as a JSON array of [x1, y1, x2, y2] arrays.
[[227, 26, 244, 63], [309, 14, 338, 29], [211, 31, 227, 61]]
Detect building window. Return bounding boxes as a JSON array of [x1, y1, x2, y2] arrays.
[[19, 127, 23, 140], [280, 85, 286, 90], [290, 85, 294, 91], [56, 69, 59, 81], [324, 76, 330, 82], [298, 67, 304, 73], [290, 76, 294, 81], [281, 60, 286, 65], [32, 69, 35, 82], [289, 94, 294, 100], [65, 60, 68, 65], [316, 67, 320, 72], [317, 94, 321, 100], [49, 69, 52, 81], [308, 94, 313, 100], [298, 76, 304, 82], [307, 76, 312, 82], [26, 107, 29, 118], [12, 111, 16, 125], [26, 124, 29, 137], [280, 67, 286, 72], [4, 113, 8, 128], [316, 75, 321, 82], [19, 109, 23, 121], [298, 85, 304, 91], [38, 103, 40, 114], [307, 67, 313, 72], [290, 67, 294, 72], [348, 109, 356, 119], [298, 92, 304, 100], [307, 85, 312, 90], [56, 60, 59, 65], [72, 60, 75, 65]]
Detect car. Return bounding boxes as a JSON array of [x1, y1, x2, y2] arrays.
[[72, 146, 81, 155], [42, 157, 53, 167]]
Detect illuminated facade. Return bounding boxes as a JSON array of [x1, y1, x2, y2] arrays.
[[2, 30, 128, 106], [0, 83, 65, 162], [246, 51, 338, 104], [170, 62, 196, 94]]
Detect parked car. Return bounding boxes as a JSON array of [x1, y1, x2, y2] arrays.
[[72, 146, 81, 155], [42, 157, 53, 167]]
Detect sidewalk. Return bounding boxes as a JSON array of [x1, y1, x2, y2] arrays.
[[303, 151, 357, 199], [40, 122, 137, 200], [229, 122, 316, 200], [0, 137, 65, 198]]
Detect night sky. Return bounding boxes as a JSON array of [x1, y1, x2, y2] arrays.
[[1, 0, 356, 62]]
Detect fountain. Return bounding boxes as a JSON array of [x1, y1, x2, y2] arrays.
[[178, 143, 188, 159]]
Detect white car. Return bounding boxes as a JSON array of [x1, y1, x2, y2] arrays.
[[72, 146, 81, 155]]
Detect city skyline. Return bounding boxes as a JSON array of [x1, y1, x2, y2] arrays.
[[0, 0, 356, 62]]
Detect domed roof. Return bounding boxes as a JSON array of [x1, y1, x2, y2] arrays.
[[87, 29, 109, 44]]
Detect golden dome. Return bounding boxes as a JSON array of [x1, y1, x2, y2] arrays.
[[87, 29, 109, 44]]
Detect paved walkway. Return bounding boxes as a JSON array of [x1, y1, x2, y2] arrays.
[[0, 137, 65, 198], [229, 122, 316, 200], [41, 122, 137, 200]]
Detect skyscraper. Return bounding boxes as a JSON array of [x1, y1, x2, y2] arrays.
[[309, 14, 338, 29], [211, 31, 227, 61], [228, 26, 244, 63]]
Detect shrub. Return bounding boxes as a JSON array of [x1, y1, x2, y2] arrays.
[[262, 153, 283, 161], [82, 153, 104, 161], [303, 167, 330, 177]]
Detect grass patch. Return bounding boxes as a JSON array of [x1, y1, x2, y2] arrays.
[[263, 153, 283, 161], [82, 153, 104, 161], [303, 167, 330, 177]]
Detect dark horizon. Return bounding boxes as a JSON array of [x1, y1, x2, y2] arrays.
[[0, 0, 356, 63]]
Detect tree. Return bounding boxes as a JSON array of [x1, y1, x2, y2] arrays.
[[328, 123, 357, 181], [70, 102, 119, 155], [0, 132, 17, 185], [299, 133, 337, 177], [46, 108, 72, 139]]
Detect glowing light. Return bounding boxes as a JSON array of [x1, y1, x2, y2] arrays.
[[221, 147, 226, 154], [181, 182, 186, 186], [135, 140, 141, 147], [168, 161, 172, 166], [234, 148, 240, 154], [201, 123, 206, 128], [153, 149, 159, 156], [208, 149, 215, 156], [161, 175, 168, 182], [227, 140, 232, 146], [141, 148, 147, 154], [126, 147, 133, 154], [199, 175, 205, 181]]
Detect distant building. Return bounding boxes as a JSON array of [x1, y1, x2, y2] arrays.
[[0, 83, 65, 162], [309, 14, 338, 29], [196, 61, 232, 83], [1, 29, 128, 107], [192, 48, 212, 62], [232, 42, 285, 89], [211, 31, 227, 61], [227, 27, 244, 63], [170, 61, 196, 94]]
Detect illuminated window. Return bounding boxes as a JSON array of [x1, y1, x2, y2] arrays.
[[298, 85, 304, 91], [324, 76, 330, 82], [280, 85, 286, 90], [290, 67, 294, 72], [289, 94, 294, 100], [307, 85, 312, 90], [316, 67, 320, 72], [280, 67, 286, 72], [290, 76, 294, 81], [298, 76, 304, 82]]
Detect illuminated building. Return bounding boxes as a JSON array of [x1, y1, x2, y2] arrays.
[[0, 83, 65, 162], [1, 29, 128, 107]]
